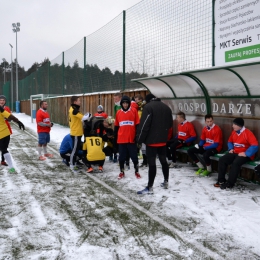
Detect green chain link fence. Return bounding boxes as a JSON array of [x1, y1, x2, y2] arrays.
[[2, 0, 213, 102]]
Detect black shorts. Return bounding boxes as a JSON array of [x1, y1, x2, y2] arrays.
[[0, 135, 10, 152]]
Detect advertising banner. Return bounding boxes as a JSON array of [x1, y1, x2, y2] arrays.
[[214, 0, 260, 66]]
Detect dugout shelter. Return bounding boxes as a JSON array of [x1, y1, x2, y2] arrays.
[[132, 61, 260, 182]]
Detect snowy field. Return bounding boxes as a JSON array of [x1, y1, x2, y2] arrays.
[[1, 113, 260, 260]]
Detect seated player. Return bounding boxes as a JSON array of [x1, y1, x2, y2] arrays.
[[187, 114, 223, 176], [167, 111, 196, 167]]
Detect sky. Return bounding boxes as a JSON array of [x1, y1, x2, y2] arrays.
[[1, 112, 260, 259], [0, 0, 142, 70]]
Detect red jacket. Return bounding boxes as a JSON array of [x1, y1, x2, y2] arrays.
[[114, 107, 139, 143], [4, 106, 12, 134], [200, 124, 223, 152], [36, 109, 51, 133], [177, 120, 196, 143], [228, 127, 258, 160], [94, 112, 108, 119]]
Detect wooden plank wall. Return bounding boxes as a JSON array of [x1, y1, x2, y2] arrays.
[[20, 90, 148, 127]]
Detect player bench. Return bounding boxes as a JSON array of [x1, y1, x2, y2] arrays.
[[176, 147, 260, 183]]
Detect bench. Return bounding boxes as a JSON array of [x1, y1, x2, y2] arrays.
[[176, 147, 260, 183], [210, 152, 260, 170], [176, 146, 194, 154]]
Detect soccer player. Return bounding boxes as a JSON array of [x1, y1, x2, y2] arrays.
[[0, 95, 25, 173], [68, 96, 90, 170], [167, 111, 196, 168], [59, 134, 83, 167], [215, 118, 258, 189], [102, 118, 114, 158], [114, 95, 140, 179], [36, 101, 53, 160], [187, 114, 223, 176], [83, 130, 106, 173], [94, 105, 108, 119], [0, 95, 12, 166]]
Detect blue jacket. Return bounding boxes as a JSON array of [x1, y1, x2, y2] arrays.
[[59, 134, 74, 154]]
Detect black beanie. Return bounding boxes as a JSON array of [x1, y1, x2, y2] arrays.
[[145, 93, 156, 103], [233, 118, 244, 127], [120, 95, 130, 106]]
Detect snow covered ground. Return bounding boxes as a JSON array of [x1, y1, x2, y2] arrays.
[[1, 113, 260, 259]]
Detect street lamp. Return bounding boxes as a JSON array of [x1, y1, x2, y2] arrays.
[[12, 22, 20, 111], [9, 44, 14, 111], [2, 58, 6, 84]]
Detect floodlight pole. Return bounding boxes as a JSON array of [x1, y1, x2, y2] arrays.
[[2, 58, 6, 84], [9, 44, 14, 111], [15, 28, 18, 101], [12, 22, 20, 105]]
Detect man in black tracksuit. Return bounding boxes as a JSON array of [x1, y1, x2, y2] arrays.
[[136, 94, 173, 194]]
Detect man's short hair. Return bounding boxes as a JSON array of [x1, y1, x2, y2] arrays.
[[176, 111, 185, 119], [71, 96, 79, 104], [40, 100, 47, 107], [205, 114, 213, 121], [114, 93, 122, 98], [134, 94, 143, 101]]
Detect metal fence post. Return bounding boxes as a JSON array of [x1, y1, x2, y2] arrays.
[[48, 61, 50, 95], [84, 37, 86, 94], [122, 10, 126, 91], [62, 52, 64, 95]]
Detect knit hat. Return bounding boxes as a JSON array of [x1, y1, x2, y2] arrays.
[[120, 96, 130, 111], [120, 95, 130, 106], [233, 118, 244, 127], [145, 93, 156, 103], [97, 105, 103, 111]]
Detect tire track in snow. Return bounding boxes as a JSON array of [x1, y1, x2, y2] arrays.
[[7, 124, 225, 259]]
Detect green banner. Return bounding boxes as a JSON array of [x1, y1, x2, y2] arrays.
[[225, 44, 260, 62]]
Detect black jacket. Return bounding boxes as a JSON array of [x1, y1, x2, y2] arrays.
[[136, 98, 173, 145]]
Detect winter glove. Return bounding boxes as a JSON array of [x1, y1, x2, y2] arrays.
[[195, 144, 199, 149], [82, 113, 91, 121], [51, 122, 54, 127], [0, 106, 4, 113], [136, 143, 142, 149], [17, 121, 25, 130]]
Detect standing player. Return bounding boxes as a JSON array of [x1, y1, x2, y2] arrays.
[[136, 94, 173, 195], [114, 95, 140, 179], [112, 93, 123, 163], [134, 94, 147, 167], [36, 101, 53, 160], [94, 105, 108, 119], [0, 95, 12, 166], [0, 95, 25, 173], [69, 96, 90, 170], [187, 114, 223, 176]]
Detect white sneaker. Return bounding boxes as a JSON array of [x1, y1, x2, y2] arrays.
[[168, 162, 176, 168], [137, 187, 153, 195]]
